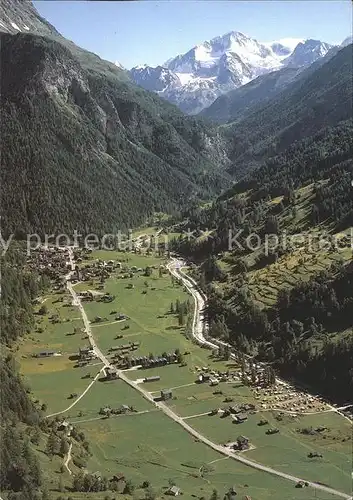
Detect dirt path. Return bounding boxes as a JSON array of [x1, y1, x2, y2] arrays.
[[183, 411, 211, 420], [64, 442, 72, 475], [90, 318, 126, 328], [46, 368, 105, 418], [70, 409, 156, 425]]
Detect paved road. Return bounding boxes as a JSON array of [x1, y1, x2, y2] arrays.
[[167, 258, 352, 500], [63, 249, 351, 499], [168, 259, 353, 422]]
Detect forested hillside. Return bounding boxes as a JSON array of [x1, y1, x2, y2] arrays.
[[1, 26, 229, 237], [220, 44, 353, 177], [170, 119, 353, 402], [0, 246, 46, 499], [199, 67, 301, 124]]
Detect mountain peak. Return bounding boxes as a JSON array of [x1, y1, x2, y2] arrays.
[[129, 29, 336, 114], [341, 35, 353, 47], [284, 39, 333, 67]]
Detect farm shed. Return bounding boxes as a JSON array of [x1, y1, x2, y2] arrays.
[[166, 485, 181, 496], [35, 350, 56, 358], [144, 376, 160, 383]]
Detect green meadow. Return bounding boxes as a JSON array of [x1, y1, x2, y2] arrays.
[[17, 249, 352, 498]]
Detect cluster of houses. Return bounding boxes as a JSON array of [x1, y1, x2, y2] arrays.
[[71, 254, 162, 284], [195, 366, 242, 385], [212, 403, 256, 424], [27, 246, 70, 282], [70, 258, 118, 284], [110, 350, 181, 370], [109, 341, 140, 354], [132, 351, 180, 369], [77, 346, 96, 366]]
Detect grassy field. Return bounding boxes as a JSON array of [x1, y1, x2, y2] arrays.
[[216, 182, 352, 310], [17, 249, 352, 498], [189, 411, 351, 493], [15, 290, 105, 414], [246, 242, 351, 309], [76, 410, 342, 500]]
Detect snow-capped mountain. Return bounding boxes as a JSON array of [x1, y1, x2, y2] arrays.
[[264, 38, 305, 57], [130, 65, 181, 92], [341, 35, 353, 47], [129, 31, 336, 114], [284, 39, 333, 67], [0, 0, 60, 36]]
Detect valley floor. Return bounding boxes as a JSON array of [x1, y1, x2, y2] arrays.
[[16, 248, 352, 500]]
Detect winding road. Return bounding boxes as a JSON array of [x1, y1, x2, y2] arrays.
[[64, 249, 351, 499], [167, 258, 352, 500]]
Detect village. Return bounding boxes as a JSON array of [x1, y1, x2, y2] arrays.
[[21, 244, 353, 499], [28, 244, 345, 421]]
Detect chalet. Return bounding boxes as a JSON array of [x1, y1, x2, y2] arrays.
[[79, 291, 93, 301], [233, 413, 248, 424], [161, 389, 173, 401], [166, 485, 181, 496], [57, 420, 73, 432], [242, 403, 256, 411], [198, 373, 210, 383], [111, 472, 125, 482], [209, 377, 219, 386], [105, 367, 118, 380], [79, 346, 94, 359], [143, 376, 160, 383], [235, 435, 249, 451], [229, 405, 241, 414]]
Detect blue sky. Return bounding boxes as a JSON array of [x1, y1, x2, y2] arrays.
[[34, 1, 352, 68]]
